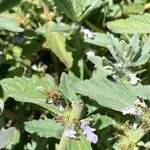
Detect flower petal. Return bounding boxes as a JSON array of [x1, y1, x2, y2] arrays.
[[80, 123, 98, 144], [64, 128, 77, 139], [121, 106, 142, 116], [86, 132, 98, 144]]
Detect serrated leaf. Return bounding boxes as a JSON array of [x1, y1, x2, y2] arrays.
[[54, 0, 102, 22], [0, 16, 24, 32], [59, 73, 78, 102], [74, 78, 137, 112], [107, 13, 150, 34], [24, 119, 63, 139], [67, 132, 92, 150], [0, 127, 15, 149], [45, 25, 73, 68], [0, 75, 61, 115]]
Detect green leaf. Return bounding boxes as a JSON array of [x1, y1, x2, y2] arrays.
[[132, 38, 150, 66], [0, 16, 24, 32], [0, 0, 21, 13], [127, 84, 150, 100], [67, 132, 92, 150], [59, 73, 78, 102], [123, 4, 144, 15], [84, 33, 110, 48], [24, 119, 63, 139], [107, 33, 128, 64], [49, 23, 72, 32], [0, 75, 61, 115], [114, 127, 145, 149], [92, 114, 113, 130], [107, 13, 150, 34], [0, 127, 15, 149], [45, 25, 73, 68], [74, 78, 137, 112], [54, 0, 102, 22]]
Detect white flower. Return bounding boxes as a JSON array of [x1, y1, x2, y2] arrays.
[[121, 106, 143, 116], [0, 51, 3, 59], [0, 99, 4, 114], [86, 50, 95, 57], [132, 123, 138, 130], [82, 29, 94, 39], [59, 105, 65, 112], [114, 63, 122, 68], [32, 64, 38, 71], [128, 73, 140, 85]]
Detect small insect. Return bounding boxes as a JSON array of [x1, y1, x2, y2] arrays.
[[36, 86, 61, 106], [46, 91, 61, 106]]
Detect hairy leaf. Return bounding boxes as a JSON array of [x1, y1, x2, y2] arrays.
[[107, 13, 150, 34], [54, 0, 102, 22], [45, 25, 73, 68], [0, 75, 61, 115], [24, 119, 63, 139], [132, 38, 150, 66], [0, 16, 24, 32], [74, 78, 137, 111], [59, 73, 78, 102], [127, 84, 150, 100], [92, 114, 113, 130], [84, 33, 110, 48]]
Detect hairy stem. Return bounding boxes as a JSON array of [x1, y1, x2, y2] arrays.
[[58, 100, 84, 150]]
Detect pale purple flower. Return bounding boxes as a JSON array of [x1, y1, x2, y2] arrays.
[[80, 123, 98, 144], [121, 106, 143, 116], [82, 29, 94, 39], [86, 131, 98, 144], [64, 127, 77, 139]]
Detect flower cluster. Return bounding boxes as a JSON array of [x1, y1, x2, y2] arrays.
[[64, 122, 98, 144]]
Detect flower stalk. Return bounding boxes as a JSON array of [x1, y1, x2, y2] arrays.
[[58, 100, 84, 150]]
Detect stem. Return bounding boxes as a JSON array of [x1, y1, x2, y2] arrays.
[[58, 100, 84, 150], [78, 58, 84, 80], [84, 19, 103, 32], [42, 0, 49, 13]]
